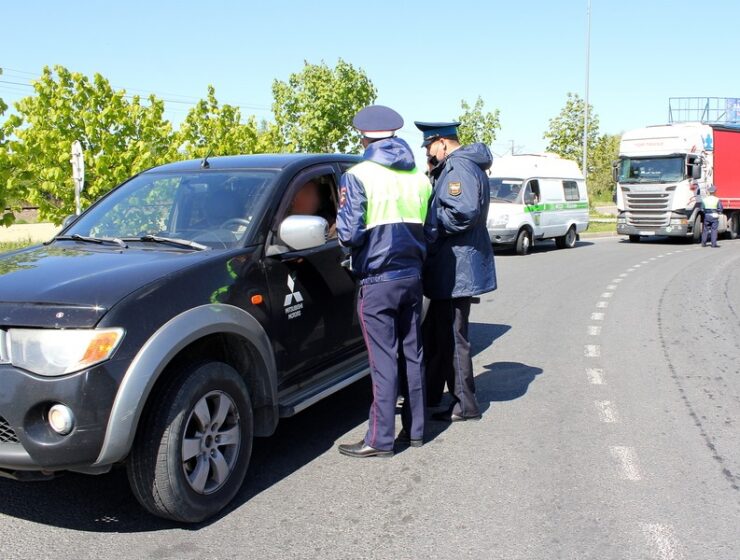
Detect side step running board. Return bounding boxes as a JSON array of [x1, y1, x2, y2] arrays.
[[278, 356, 369, 417]]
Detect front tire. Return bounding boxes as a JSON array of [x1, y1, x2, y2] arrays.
[[515, 229, 532, 255], [555, 226, 577, 249], [691, 214, 703, 243], [127, 361, 253, 523]]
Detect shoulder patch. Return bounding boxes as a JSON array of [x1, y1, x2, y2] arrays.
[[448, 181, 462, 197]]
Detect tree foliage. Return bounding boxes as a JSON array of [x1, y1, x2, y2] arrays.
[[272, 59, 377, 153], [457, 96, 501, 146], [543, 92, 600, 172], [589, 133, 621, 202], [0, 69, 10, 225], [2, 65, 175, 223], [175, 85, 283, 158]]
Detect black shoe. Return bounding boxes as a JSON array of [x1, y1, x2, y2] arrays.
[[431, 410, 482, 422], [395, 429, 423, 448], [712, 245, 720, 248], [338, 440, 393, 458]]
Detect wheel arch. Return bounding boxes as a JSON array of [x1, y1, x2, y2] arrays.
[[94, 304, 278, 467]]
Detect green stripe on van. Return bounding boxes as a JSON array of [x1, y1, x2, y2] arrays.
[[524, 202, 589, 213]]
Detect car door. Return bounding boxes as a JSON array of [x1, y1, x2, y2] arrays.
[[262, 164, 363, 384], [523, 179, 544, 237]]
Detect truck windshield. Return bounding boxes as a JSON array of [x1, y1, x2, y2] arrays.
[[63, 170, 278, 249], [489, 178, 523, 203], [618, 156, 684, 184]]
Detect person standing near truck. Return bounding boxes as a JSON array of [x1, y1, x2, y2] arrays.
[[701, 184, 723, 248], [414, 120, 497, 422], [336, 105, 434, 458]]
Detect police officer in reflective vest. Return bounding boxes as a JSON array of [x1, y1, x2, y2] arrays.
[[337, 105, 435, 458], [415, 121, 497, 422], [701, 184, 723, 248]]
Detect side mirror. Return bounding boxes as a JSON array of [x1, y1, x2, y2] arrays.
[[691, 163, 702, 180], [61, 214, 77, 229], [279, 215, 328, 251], [611, 162, 619, 183]]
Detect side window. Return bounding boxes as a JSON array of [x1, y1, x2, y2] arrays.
[[524, 180, 540, 204], [563, 180, 580, 202], [273, 169, 338, 242]]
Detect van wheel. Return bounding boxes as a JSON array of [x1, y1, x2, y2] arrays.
[[555, 226, 577, 249], [628, 235, 641, 243], [515, 229, 532, 255], [127, 361, 253, 523]]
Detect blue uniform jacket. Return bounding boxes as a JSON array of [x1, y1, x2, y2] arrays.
[[337, 137, 436, 285], [424, 143, 497, 299]]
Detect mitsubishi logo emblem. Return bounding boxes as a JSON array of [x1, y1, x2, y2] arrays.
[[284, 274, 304, 320]]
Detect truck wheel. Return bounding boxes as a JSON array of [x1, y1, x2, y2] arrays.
[[726, 213, 739, 240], [555, 226, 577, 249], [127, 361, 253, 523], [515, 229, 532, 255], [628, 235, 641, 243], [691, 215, 703, 243]]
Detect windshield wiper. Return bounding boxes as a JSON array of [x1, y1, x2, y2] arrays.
[[121, 235, 208, 251], [51, 234, 127, 248]]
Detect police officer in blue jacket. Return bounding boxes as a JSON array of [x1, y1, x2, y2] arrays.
[[415, 121, 497, 422], [336, 106, 435, 458]]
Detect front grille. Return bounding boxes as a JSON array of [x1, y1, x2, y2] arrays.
[[624, 192, 671, 227], [0, 416, 19, 443]]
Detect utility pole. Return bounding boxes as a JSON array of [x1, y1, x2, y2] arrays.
[[582, 0, 592, 178]]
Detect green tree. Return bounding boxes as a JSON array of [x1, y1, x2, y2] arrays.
[[457, 96, 501, 146], [0, 68, 11, 225], [588, 133, 621, 202], [543, 92, 600, 173], [2, 65, 175, 224], [175, 85, 282, 158], [272, 59, 377, 153]]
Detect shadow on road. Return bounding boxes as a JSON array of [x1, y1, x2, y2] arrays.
[[0, 322, 520, 534], [493, 239, 593, 256]]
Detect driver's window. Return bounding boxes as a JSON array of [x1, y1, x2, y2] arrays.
[[280, 172, 338, 238], [524, 180, 540, 204]]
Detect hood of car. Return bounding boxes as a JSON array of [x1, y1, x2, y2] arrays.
[[0, 243, 213, 327]]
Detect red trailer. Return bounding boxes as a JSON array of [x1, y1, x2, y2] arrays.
[[711, 125, 740, 236]]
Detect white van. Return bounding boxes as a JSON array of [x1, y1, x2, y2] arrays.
[[486, 154, 590, 255]]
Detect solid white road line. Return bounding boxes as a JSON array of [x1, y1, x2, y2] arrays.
[[588, 326, 602, 336], [591, 312, 605, 321], [586, 368, 604, 385], [609, 446, 642, 480], [641, 523, 684, 560], [595, 400, 619, 422], [585, 345, 601, 358]]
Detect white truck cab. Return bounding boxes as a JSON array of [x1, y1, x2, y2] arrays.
[[487, 154, 590, 255]]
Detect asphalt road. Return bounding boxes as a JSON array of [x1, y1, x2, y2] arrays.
[[1, 235, 739, 560]]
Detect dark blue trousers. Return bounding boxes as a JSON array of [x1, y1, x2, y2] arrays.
[[702, 216, 719, 247], [358, 275, 425, 451]]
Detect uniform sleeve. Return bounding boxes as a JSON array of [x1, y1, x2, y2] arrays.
[[436, 161, 482, 235], [336, 172, 368, 248]]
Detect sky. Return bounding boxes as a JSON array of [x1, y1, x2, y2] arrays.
[[2, 0, 740, 162]]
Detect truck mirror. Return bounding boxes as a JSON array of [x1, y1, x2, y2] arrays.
[[611, 162, 619, 183], [691, 164, 702, 180]]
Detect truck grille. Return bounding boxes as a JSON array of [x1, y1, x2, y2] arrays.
[[0, 416, 19, 443], [624, 192, 671, 227]]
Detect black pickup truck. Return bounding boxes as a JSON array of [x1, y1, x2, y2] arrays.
[[0, 153, 370, 522]]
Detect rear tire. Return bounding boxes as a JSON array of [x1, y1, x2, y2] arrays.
[[555, 226, 577, 249], [515, 229, 532, 255], [127, 361, 253, 523], [726, 213, 739, 240], [628, 235, 641, 243]]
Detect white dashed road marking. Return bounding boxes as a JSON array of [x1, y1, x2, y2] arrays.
[[586, 368, 604, 385], [596, 301, 609, 308], [591, 312, 605, 321], [595, 400, 619, 423], [609, 446, 642, 480], [585, 345, 601, 358], [606, 284, 617, 290], [601, 292, 613, 298], [588, 325, 602, 336], [641, 523, 684, 560]]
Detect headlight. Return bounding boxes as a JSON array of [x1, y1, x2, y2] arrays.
[[7, 328, 125, 376], [490, 214, 509, 227]]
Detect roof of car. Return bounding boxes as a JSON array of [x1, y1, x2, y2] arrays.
[[144, 153, 363, 173]]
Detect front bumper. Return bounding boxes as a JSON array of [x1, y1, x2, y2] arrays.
[[617, 222, 689, 237], [0, 358, 127, 474], [488, 227, 518, 244]]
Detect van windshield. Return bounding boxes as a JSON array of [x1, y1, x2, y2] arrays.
[[489, 178, 523, 203], [618, 156, 685, 184]]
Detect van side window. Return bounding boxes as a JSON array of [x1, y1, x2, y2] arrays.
[[524, 180, 540, 204], [563, 180, 580, 202]]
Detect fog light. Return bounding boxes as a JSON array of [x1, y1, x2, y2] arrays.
[[48, 404, 74, 435]]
